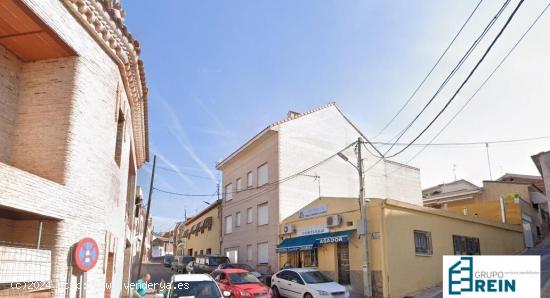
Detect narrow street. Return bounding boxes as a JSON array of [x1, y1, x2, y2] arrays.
[[131, 257, 174, 297]]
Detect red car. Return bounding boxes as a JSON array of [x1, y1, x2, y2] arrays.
[[212, 268, 272, 298]]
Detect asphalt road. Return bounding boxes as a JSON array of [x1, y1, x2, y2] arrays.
[[132, 257, 174, 297]]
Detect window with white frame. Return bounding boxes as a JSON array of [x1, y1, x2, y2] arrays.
[[258, 203, 268, 226], [225, 215, 233, 234], [225, 183, 233, 201], [257, 242, 268, 264], [414, 230, 432, 256], [246, 244, 253, 261], [247, 207, 253, 224], [247, 171, 253, 188], [236, 178, 242, 192], [257, 163, 268, 186], [236, 211, 242, 227]]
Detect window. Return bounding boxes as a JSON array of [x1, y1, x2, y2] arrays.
[[225, 183, 233, 201], [114, 110, 125, 166], [199, 249, 203, 255], [414, 230, 432, 256], [236, 212, 242, 227], [225, 215, 233, 234], [257, 242, 268, 264], [258, 163, 268, 186], [453, 235, 480, 255], [236, 178, 242, 192], [206, 248, 212, 255], [247, 207, 253, 224], [246, 245, 253, 261], [258, 203, 269, 226], [247, 171, 253, 188]]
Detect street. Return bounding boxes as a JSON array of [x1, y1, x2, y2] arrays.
[[131, 257, 174, 297]]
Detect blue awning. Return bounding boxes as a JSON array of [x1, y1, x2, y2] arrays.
[[276, 230, 355, 253]]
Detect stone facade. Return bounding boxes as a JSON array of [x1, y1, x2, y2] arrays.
[[0, 1, 148, 297]]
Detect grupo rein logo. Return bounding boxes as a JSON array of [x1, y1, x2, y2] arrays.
[[443, 256, 540, 297]]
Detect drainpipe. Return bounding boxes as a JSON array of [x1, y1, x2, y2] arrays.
[[499, 195, 507, 224], [36, 221, 43, 249]]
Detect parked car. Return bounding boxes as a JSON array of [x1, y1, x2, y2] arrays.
[[163, 254, 174, 267], [188, 255, 230, 274], [212, 269, 271, 298], [165, 273, 231, 298], [174, 255, 195, 273], [270, 268, 349, 298], [217, 263, 262, 278]]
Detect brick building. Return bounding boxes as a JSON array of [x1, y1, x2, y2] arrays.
[[0, 0, 148, 297]]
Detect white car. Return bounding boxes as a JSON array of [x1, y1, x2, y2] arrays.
[[271, 268, 349, 298], [166, 274, 231, 298]]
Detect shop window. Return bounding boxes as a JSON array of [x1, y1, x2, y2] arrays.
[[453, 235, 480, 255], [414, 230, 432, 256]]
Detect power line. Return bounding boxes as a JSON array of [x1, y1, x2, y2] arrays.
[[372, 0, 484, 140], [391, 1, 550, 168], [385, 0, 526, 159], [371, 135, 550, 147], [382, 0, 512, 156], [153, 187, 217, 197], [144, 163, 216, 181]]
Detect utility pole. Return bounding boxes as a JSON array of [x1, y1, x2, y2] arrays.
[[356, 138, 372, 298], [137, 154, 156, 279]]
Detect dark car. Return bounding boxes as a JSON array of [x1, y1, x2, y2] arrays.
[[163, 254, 174, 267], [217, 263, 262, 278], [189, 255, 230, 274], [175, 255, 195, 273]]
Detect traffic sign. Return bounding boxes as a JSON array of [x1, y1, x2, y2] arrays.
[[74, 237, 99, 272]]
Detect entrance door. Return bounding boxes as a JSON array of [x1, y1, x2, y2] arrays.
[[523, 221, 534, 248], [225, 248, 238, 263], [337, 243, 350, 285]]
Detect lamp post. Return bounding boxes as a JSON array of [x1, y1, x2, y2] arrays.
[[338, 138, 371, 298]]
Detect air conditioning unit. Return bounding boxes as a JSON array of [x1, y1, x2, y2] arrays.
[[326, 215, 342, 227], [283, 224, 295, 234]]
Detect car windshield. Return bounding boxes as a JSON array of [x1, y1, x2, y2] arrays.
[[228, 272, 261, 285], [208, 257, 229, 266], [222, 264, 254, 271], [299, 271, 333, 284], [170, 281, 221, 298]]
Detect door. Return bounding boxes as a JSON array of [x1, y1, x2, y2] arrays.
[[285, 271, 306, 298], [523, 221, 534, 248], [225, 248, 239, 263], [337, 243, 350, 285]]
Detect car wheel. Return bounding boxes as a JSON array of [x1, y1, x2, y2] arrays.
[[272, 286, 281, 298], [304, 293, 313, 298]]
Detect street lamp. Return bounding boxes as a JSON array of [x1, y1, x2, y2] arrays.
[[337, 138, 371, 298]]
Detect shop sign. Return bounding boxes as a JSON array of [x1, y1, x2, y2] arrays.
[[298, 226, 329, 236], [316, 235, 349, 245], [299, 204, 328, 219]]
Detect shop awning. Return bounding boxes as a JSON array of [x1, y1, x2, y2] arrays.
[[276, 230, 355, 253]]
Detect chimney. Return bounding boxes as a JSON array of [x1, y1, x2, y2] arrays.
[[287, 111, 301, 119]]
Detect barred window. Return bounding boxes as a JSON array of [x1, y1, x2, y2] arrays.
[[414, 230, 432, 256]]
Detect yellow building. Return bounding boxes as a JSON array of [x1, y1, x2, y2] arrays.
[[423, 177, 549, 248], [277, 197, 524, 298], [183, 200, 222, 256]]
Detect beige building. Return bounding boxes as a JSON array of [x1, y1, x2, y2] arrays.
[[0, 0, 148, 297], [183, 200, 222, 256], [278, 197, 524, 298], [423, 176, 549, 248], [217, 103, 422, 272]]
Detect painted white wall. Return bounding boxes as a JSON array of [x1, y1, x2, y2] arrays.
[[277, 106, 422, 221]]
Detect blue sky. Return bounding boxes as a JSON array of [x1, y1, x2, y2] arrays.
[[124, 1, 550, 231]]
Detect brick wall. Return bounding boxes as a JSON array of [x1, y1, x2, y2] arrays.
[[0, 1, 143, 297], [0, 45, 21, 163]]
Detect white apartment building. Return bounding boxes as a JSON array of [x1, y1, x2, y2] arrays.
[[216, 103, 422, 271]]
